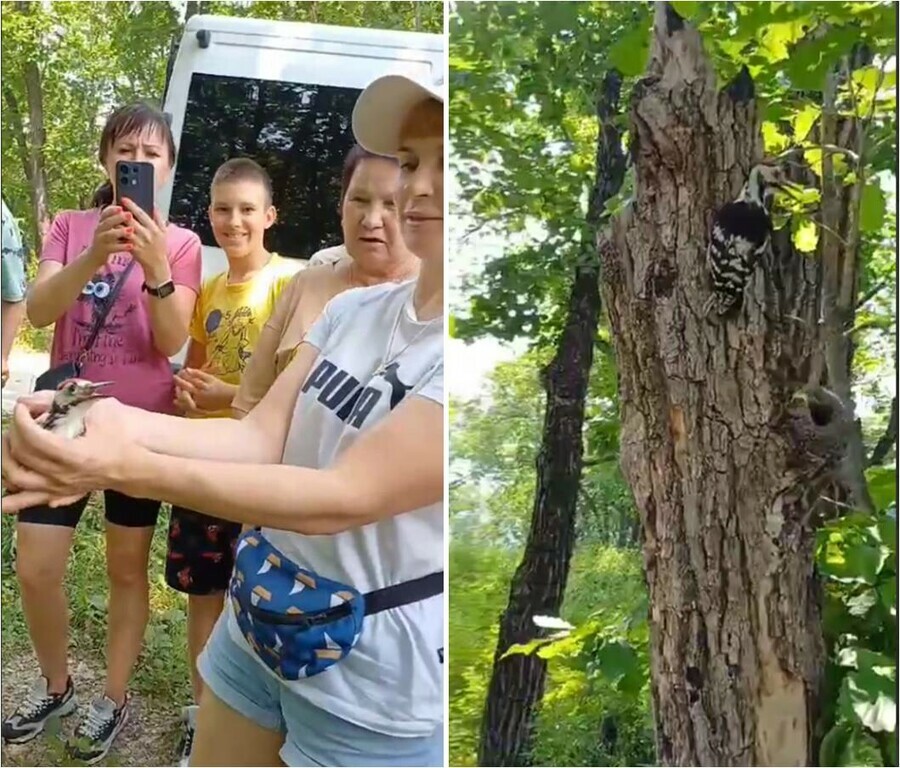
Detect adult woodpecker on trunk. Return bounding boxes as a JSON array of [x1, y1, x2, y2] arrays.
[[39, 379, 113, 439], [705, 163, 793, 318]]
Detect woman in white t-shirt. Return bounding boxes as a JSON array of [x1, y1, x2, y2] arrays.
[[2, 74, 444, 768]]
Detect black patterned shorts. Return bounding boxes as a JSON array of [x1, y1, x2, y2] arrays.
[[165, 506, 242, 595]]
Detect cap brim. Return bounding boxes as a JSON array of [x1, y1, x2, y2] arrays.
[[352, 74, 444, 157]]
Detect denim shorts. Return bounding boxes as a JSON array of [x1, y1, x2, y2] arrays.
[[198, 613, 443, 767]]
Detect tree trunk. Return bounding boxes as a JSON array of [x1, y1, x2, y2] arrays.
[[478, 71, 627, 767], [598, 5, 848, 765], [23, 57, 51, 250]]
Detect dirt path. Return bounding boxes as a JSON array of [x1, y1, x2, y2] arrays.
[[1, 650, 180, 767]]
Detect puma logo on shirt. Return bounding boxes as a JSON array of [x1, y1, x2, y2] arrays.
[[301, 358, 412, 429]]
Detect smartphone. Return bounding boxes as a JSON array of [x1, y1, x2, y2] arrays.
[[115, 160, 154, 217]]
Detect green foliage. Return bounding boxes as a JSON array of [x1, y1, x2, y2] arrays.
[[449, 540, 654, 767], [450, 0, 649, 344], [451, 348, 636, 549], [816, 472, 897, 767]]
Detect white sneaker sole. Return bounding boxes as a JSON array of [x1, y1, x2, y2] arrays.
[[2, 694, 78, 745]]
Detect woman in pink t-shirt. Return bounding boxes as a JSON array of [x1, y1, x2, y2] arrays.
[[2, 103, 201, 762]]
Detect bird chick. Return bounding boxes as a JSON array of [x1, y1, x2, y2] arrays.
[[38, 379, 113, 439]]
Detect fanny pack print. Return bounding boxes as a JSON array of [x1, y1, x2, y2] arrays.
[[230, 530, 442, 681]]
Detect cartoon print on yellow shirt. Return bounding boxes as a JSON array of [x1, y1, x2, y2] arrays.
[[204, 305, 256, 376]]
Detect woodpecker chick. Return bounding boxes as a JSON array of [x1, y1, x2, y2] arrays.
[[705, 163, 794, 318], [38, 379, 112, 439]]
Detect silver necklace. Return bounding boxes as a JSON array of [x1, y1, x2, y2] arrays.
[[373, 302, 439, 377]]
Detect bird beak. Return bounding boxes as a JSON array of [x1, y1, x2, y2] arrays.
[[85, 381, 114, 397]]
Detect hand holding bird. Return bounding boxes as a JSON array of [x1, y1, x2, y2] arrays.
[[1, 379, 139, 513]]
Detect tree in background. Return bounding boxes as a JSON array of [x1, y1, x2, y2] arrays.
[[451, 3, 639, 763]]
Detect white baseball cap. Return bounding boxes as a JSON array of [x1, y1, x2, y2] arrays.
[[352, 73, 444, 157]]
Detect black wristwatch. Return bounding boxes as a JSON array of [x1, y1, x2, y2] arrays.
[[142, 279, 176, 299]]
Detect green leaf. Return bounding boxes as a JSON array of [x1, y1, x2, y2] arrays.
[[845, 590, 878, 618], [839, 668, 897, 732], [501, 637, 551, 659], [860, 183, 887, 233], [607, 23, 650, 77], [760, 20, 808, 62], [449, 314, 458, 339], [837, 647, 897, 677], [762, 121, 790, 154], [792, 103, 819, 142], [866, 466, 896, 511], [669, 1, 700, 19], [593, 640, 639, 683], [792, 219, 819, 253], [819, 530, 883, 585], [819, 721, 854, 767]]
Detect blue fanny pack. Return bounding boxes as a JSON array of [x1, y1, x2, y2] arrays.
[[229, 529, 443, 680]]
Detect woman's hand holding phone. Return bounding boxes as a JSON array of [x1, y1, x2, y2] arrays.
[[85, 205, 133, 266], [120, 197, 170, 284]]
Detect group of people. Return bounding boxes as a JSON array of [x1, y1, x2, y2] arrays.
[[0, 72, 445, 768]]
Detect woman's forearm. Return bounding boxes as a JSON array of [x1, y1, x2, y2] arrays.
[[119, 451, 363, 535], [144, 281, 193, 356], [124, 404, 280, 464], [27, 250, 104, 327]]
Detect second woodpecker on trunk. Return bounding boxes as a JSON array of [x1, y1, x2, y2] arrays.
[[39, 379, 113, 439]]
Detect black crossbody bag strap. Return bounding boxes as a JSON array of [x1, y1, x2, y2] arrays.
[[363, 571, 444, 616], [75, 259, 137, 364]]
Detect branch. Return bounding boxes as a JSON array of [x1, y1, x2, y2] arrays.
[[856, 280, 889, 310], [868, 396, 898, 467]]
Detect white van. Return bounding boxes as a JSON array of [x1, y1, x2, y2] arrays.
[[159, 14, 444, 282]]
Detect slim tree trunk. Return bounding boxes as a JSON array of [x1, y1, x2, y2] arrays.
[[478, 71, 627, 767], [598, 5, 848, 765], [23, 57, 50, 247]]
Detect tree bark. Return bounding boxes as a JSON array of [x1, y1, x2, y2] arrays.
[[23, 57, 51, 249], [598, 5, 848, 765], [8, 1, 51, 256], [478, 71, 627, 767]]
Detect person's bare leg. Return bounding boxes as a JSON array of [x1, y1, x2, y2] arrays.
[[15, 522, 76, 692], [190, 688, 284, 767], [104, 522, 154, 705], [187, 593, 226, 703]]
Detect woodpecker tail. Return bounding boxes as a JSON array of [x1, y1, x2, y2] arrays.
[[703, 291, 741, 321]]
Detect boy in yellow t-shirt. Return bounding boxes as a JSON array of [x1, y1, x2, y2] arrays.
[[166, 157, 301, 764]]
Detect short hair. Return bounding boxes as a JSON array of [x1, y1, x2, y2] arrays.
[[340, 144, 397, 206], [211, 158, 274, 205]]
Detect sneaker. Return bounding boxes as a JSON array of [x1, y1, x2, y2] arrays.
[[66, 694, 130, 765], [1, 676, 77, 744], [177, 704, 198, 767]]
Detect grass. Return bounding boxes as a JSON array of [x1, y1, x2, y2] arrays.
[[13, 318, 52, 356], [0, 501, 191, 702]]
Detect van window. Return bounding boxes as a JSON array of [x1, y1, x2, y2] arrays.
[[169, 73, 360, 259]]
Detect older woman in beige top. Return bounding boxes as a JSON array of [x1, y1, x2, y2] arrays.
[[232, 144, 418, 416]]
